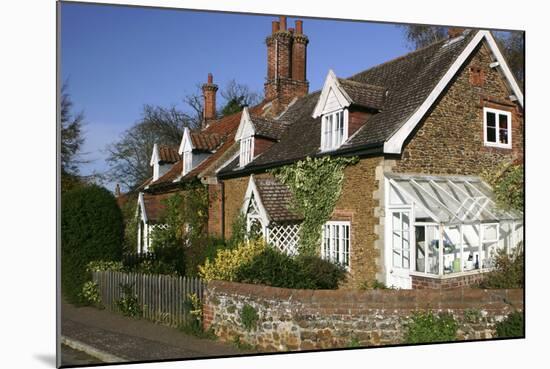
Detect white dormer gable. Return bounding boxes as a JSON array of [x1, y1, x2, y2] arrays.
[[235, 106, 255, 142], [150, 144, 161, 181], [312, 69, 352, 118], [178, 127, 194, 176], [235, 107, 256, 167], [178, 127, 193, 154]]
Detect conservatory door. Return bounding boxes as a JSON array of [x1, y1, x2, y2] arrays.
[[387, 209, 413, 289]]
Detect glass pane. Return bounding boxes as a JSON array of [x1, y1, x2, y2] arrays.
[[487, 127, 496, 143], [402, 212, 410, 234], [499, 114, 509, 144], [443, 226, 461, 274], [415, 226, 426, 273], [486, 111, 496, 127], [483, 224, 498, 241], [343, 225, 350, 267], [462, 224, 480, 271], [392, 212, 401, 232], [482, 241, 498, 268], [426, 226, 439, 274], [334, 225, 340, 263]]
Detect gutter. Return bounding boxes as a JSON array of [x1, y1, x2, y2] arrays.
[[217, 142, 384, 179]]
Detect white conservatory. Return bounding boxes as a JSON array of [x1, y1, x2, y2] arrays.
[[384, 173, 523, 289]]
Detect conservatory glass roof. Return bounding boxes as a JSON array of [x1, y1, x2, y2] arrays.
[[386, 173, 522, 224]]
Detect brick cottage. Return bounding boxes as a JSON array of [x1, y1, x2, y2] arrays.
[[132, 17, 524, 289]]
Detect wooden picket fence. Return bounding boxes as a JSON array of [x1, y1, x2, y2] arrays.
[[92, 271, 204, 328]]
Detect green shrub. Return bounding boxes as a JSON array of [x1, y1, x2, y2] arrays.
[[240, 304, 259, 331], [198, 239, 267, 281], [235, 247, 314, 289], [228, 213, 247, 248], [116, 283, 141, 317], [478, 248, 524, 289], [184, 237, 228, 277], [86, 260, 124, 273], [234, 247, 346, 289], [296, 255, 347, 289], [79, 281, 102, 308], [405, 311, 458, 344], [359, 279, 389, 290], [61, 185, 123, 304], [495, 311, 524, 338]]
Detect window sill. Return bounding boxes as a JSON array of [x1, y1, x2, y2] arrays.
[[483, 143, 512, 150]]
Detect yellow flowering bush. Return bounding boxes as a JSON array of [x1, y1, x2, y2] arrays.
[[198, 239, 267, 281]]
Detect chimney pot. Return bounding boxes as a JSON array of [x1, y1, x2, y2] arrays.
[[279, 16, 287, 31], [115, 183, 121, 197], [272, 21, 280, 33], [295, 20, 303, 34], [207, 73, 213, 84]]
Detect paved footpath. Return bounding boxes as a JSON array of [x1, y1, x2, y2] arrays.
[[61, 301, 248, 364]]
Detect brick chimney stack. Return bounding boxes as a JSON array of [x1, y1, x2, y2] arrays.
[[448, 27, 465, 38], [202, 73, 218, 128], [265, 16, 309, 116]]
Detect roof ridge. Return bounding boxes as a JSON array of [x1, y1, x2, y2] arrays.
[[346, 35, 461, 81]]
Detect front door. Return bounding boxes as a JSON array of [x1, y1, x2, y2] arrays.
[[386, 208, 413, 289]]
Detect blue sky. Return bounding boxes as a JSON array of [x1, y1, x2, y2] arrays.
[[61, 3, 411, 189]]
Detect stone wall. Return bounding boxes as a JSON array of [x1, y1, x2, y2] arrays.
[[203, 280, 523, 352], [332, 157, 383, 287], [393, 42, 523, 176]]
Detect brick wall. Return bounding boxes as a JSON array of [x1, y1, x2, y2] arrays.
[[222, 176, 249, 240], [207, 183, 223, 237], [393, 42, 523, 175], [411, 273, 487, 290], [203, 280, 523, 351]]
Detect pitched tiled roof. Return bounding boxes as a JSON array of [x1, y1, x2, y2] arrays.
[[337, 78, 386, 110], [250, 116, 288, 140], [157, 145, 180, 164], [148, 103, 268, 188], [190, 132, 223, 151], [344, 32, 476, 147], [256, 176, 302, 222], [219, 32, 477, 176]]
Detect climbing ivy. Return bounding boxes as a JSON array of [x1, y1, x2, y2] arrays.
[[150, 182, 209, 251], [270, 156, 358, 255], [482, 162, 523, 212]]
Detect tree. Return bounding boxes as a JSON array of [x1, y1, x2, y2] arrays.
[[60, 83, 87, 192], [61, 83, 85, 175], [106, 105, 194, 190], [106, 80, 261, 189], [398, 25, 524, 85], [219, 79, 262, 117]]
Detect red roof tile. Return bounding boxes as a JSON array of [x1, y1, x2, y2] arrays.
[[157, 145, 180, 163]]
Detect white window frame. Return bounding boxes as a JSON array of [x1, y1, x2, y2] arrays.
[[183, 150, 192, 175], [321, 221, 351, 270], [390, 209, 412, 270], [483, 107, 512, 149], [239, 136, 254, 167], [320, 109, 348, 151]]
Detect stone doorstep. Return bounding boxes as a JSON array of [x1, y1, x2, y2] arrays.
[[61, 336, 127, 363]]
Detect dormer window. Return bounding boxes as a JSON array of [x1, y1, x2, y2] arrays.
[[183, 150, 192, 175], [321, 109, 348, 151], [240, 136, 254, 167], [483, 107, 512, 149]]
